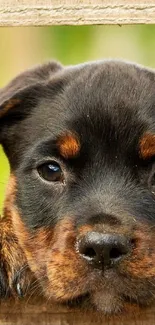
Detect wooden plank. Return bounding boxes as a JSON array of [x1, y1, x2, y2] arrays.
[[0, 0, 155, 26], [0, 297, 155, 325]]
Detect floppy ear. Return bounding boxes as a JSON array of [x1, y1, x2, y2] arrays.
[[0, 61, 62, 146], [0, 61, 62, 106]]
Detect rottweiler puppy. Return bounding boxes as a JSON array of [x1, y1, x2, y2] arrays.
[[1, 60, 155, 315]]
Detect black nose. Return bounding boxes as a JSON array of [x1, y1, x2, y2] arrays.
[[77, 232, 131, 268]]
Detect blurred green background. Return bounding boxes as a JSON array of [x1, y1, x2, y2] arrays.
[[1, 25, 155, 213]]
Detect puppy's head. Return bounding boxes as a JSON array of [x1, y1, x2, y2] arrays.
[[1, 60, 155, 314]]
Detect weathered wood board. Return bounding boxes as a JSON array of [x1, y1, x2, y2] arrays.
[[0, 1, 155, 26], [0, 297, 155, 325]]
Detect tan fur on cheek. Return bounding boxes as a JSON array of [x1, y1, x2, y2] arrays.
[[1, 175, 33, 294], [12, 212, 88, 300], [3, 176, 51, 280], [47, 218, 88, 300], [11, 208, 51, 275], [124, 227, 155, 278]]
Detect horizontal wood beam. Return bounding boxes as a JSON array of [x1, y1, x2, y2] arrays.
[[0, 1, 155, 26], [1, 297, 155, 325]]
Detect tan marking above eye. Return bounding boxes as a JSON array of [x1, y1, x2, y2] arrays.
[[57, 132, 80, 159], [139, 133, 155, 159]]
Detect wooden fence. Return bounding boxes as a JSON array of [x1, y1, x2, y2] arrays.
[[1, 0, 155, 26]]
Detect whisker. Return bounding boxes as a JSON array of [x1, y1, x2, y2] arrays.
[[148, 224, 155, 231], [148, 280, 155, 289], [25, 275, 47, 304]]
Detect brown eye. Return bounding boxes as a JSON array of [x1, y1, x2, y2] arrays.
[[38, 161, 63, 182]]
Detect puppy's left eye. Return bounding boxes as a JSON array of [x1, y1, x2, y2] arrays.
[[37, 162, 63, 182]]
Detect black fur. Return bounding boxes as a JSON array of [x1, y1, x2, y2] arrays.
[[1, 60, 155, 313], [1, 60, 155, 229]]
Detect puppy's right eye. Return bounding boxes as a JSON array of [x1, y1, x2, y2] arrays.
[[37, 161, 63, 182]]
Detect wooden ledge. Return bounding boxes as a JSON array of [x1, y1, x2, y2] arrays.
[[1, 1, 155, 26], [0, 297, 155, 325]]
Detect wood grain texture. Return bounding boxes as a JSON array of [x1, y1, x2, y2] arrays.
[[1, 297, 155, 325], [0, 0, 155, 26]]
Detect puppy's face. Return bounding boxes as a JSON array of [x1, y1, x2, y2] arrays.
[[1, 60, 155, 314]]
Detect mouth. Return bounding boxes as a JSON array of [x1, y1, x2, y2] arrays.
[[66, 292, 91, 309], [54, 268, 155, 315], [64, 289, 150, 315], [64, 290, 137, 315]]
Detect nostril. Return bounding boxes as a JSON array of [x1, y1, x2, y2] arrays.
[[109, 247, 123, 260], [82, 247, 96, 259]]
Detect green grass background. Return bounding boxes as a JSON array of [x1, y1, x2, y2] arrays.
[[1, 25, 155, 213]]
